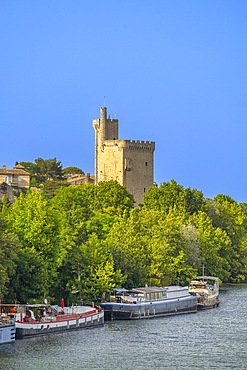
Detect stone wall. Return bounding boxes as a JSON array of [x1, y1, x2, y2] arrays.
[[0, 183, 15, 203], [93, 107, 155, 206], [123, 141, 155, 205]]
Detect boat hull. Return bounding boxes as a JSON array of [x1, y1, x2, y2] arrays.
[[15, 311, 104, 339], [197, 297, 220, 310], [101, 295, 197, 320], [0, 323, 16, 344]]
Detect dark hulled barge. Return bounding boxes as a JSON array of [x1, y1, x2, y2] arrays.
[[101, 286, 198, 320]]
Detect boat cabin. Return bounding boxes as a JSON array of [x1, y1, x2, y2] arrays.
[[189, 281, 207, 290], [110, 288, 146, 304], [189, 276, 220, 295], [109, 286, 188, 304]]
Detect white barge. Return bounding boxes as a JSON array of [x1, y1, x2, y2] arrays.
[[101, 286, 198, 320], [189, 276, 220, 309], [15, 304, 104, 339], [0, 314, 15, 345]]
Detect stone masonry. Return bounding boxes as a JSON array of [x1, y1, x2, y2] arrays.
[[93, 107, 155, 206]]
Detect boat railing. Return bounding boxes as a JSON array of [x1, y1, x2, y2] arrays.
[[16, 307, 102, 324]]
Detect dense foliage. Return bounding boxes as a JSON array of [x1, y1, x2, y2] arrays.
[[20, 158, 65, 186], [1, 178, 247, 305]]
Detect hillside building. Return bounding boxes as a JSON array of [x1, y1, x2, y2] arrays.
[[0, 164, 30, 189], [93, 107, 155, 205], [67, 173, 95, 186]]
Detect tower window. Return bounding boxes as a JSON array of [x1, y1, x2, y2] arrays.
[[144, 188, 146, 193], [145, 162, 148, 166]]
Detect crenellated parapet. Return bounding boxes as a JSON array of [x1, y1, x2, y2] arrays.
[[125, 140, 155, 151], [102, 139, 155, 152]]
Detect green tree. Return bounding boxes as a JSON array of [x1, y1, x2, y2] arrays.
[[51, 184, 95, 249], [95, 180, 134, 215], [86, 258, 123, 302], [190, 211, 231, 281], [207, 196, 247, 281], [6, 190, 61, 300], [106, 209, 151, 288], [63, 166, 84, 176], [41, 179, 70, 198], [79, 235, 124, 302], [52, 234, 124, 304], [145, 208, 198, 286], [0, 217, 21, 300], [7, 248, 47, 303], [20, 157, 65, 186], [142, 180, 205, 215]]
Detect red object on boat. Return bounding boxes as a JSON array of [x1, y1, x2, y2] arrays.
[[60, 298, 64, 309]]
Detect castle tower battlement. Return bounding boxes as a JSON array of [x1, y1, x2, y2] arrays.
[[98, 139, 155, 151], [93, 107, 118, 143], [124, 140, 155, 151], [93, 107, 155, 206]]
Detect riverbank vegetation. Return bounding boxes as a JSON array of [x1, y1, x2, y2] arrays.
[[1, 179, 247, 305]]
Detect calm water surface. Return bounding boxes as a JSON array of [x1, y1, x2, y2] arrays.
[[0, 284, 247, 369]]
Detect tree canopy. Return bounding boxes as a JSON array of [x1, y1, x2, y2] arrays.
[[20, 158, 77, 187], [1, 178, 247, 305]]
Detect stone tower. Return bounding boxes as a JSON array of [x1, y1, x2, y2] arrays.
[[93, 107, 155, 206]]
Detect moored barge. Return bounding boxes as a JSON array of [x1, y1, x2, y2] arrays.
[[189, 276, 220, 309], [101, 286, 197, 320], [0, 314, 15, 345], [15, 304, 104, 339]]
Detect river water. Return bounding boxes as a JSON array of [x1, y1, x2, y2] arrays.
[[0, 284, 247, 370]]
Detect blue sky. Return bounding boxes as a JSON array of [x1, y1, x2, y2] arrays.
[[1, 1, 247, 202]]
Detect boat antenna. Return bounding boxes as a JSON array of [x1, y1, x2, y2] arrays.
[[202, 264, 205, 281]]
